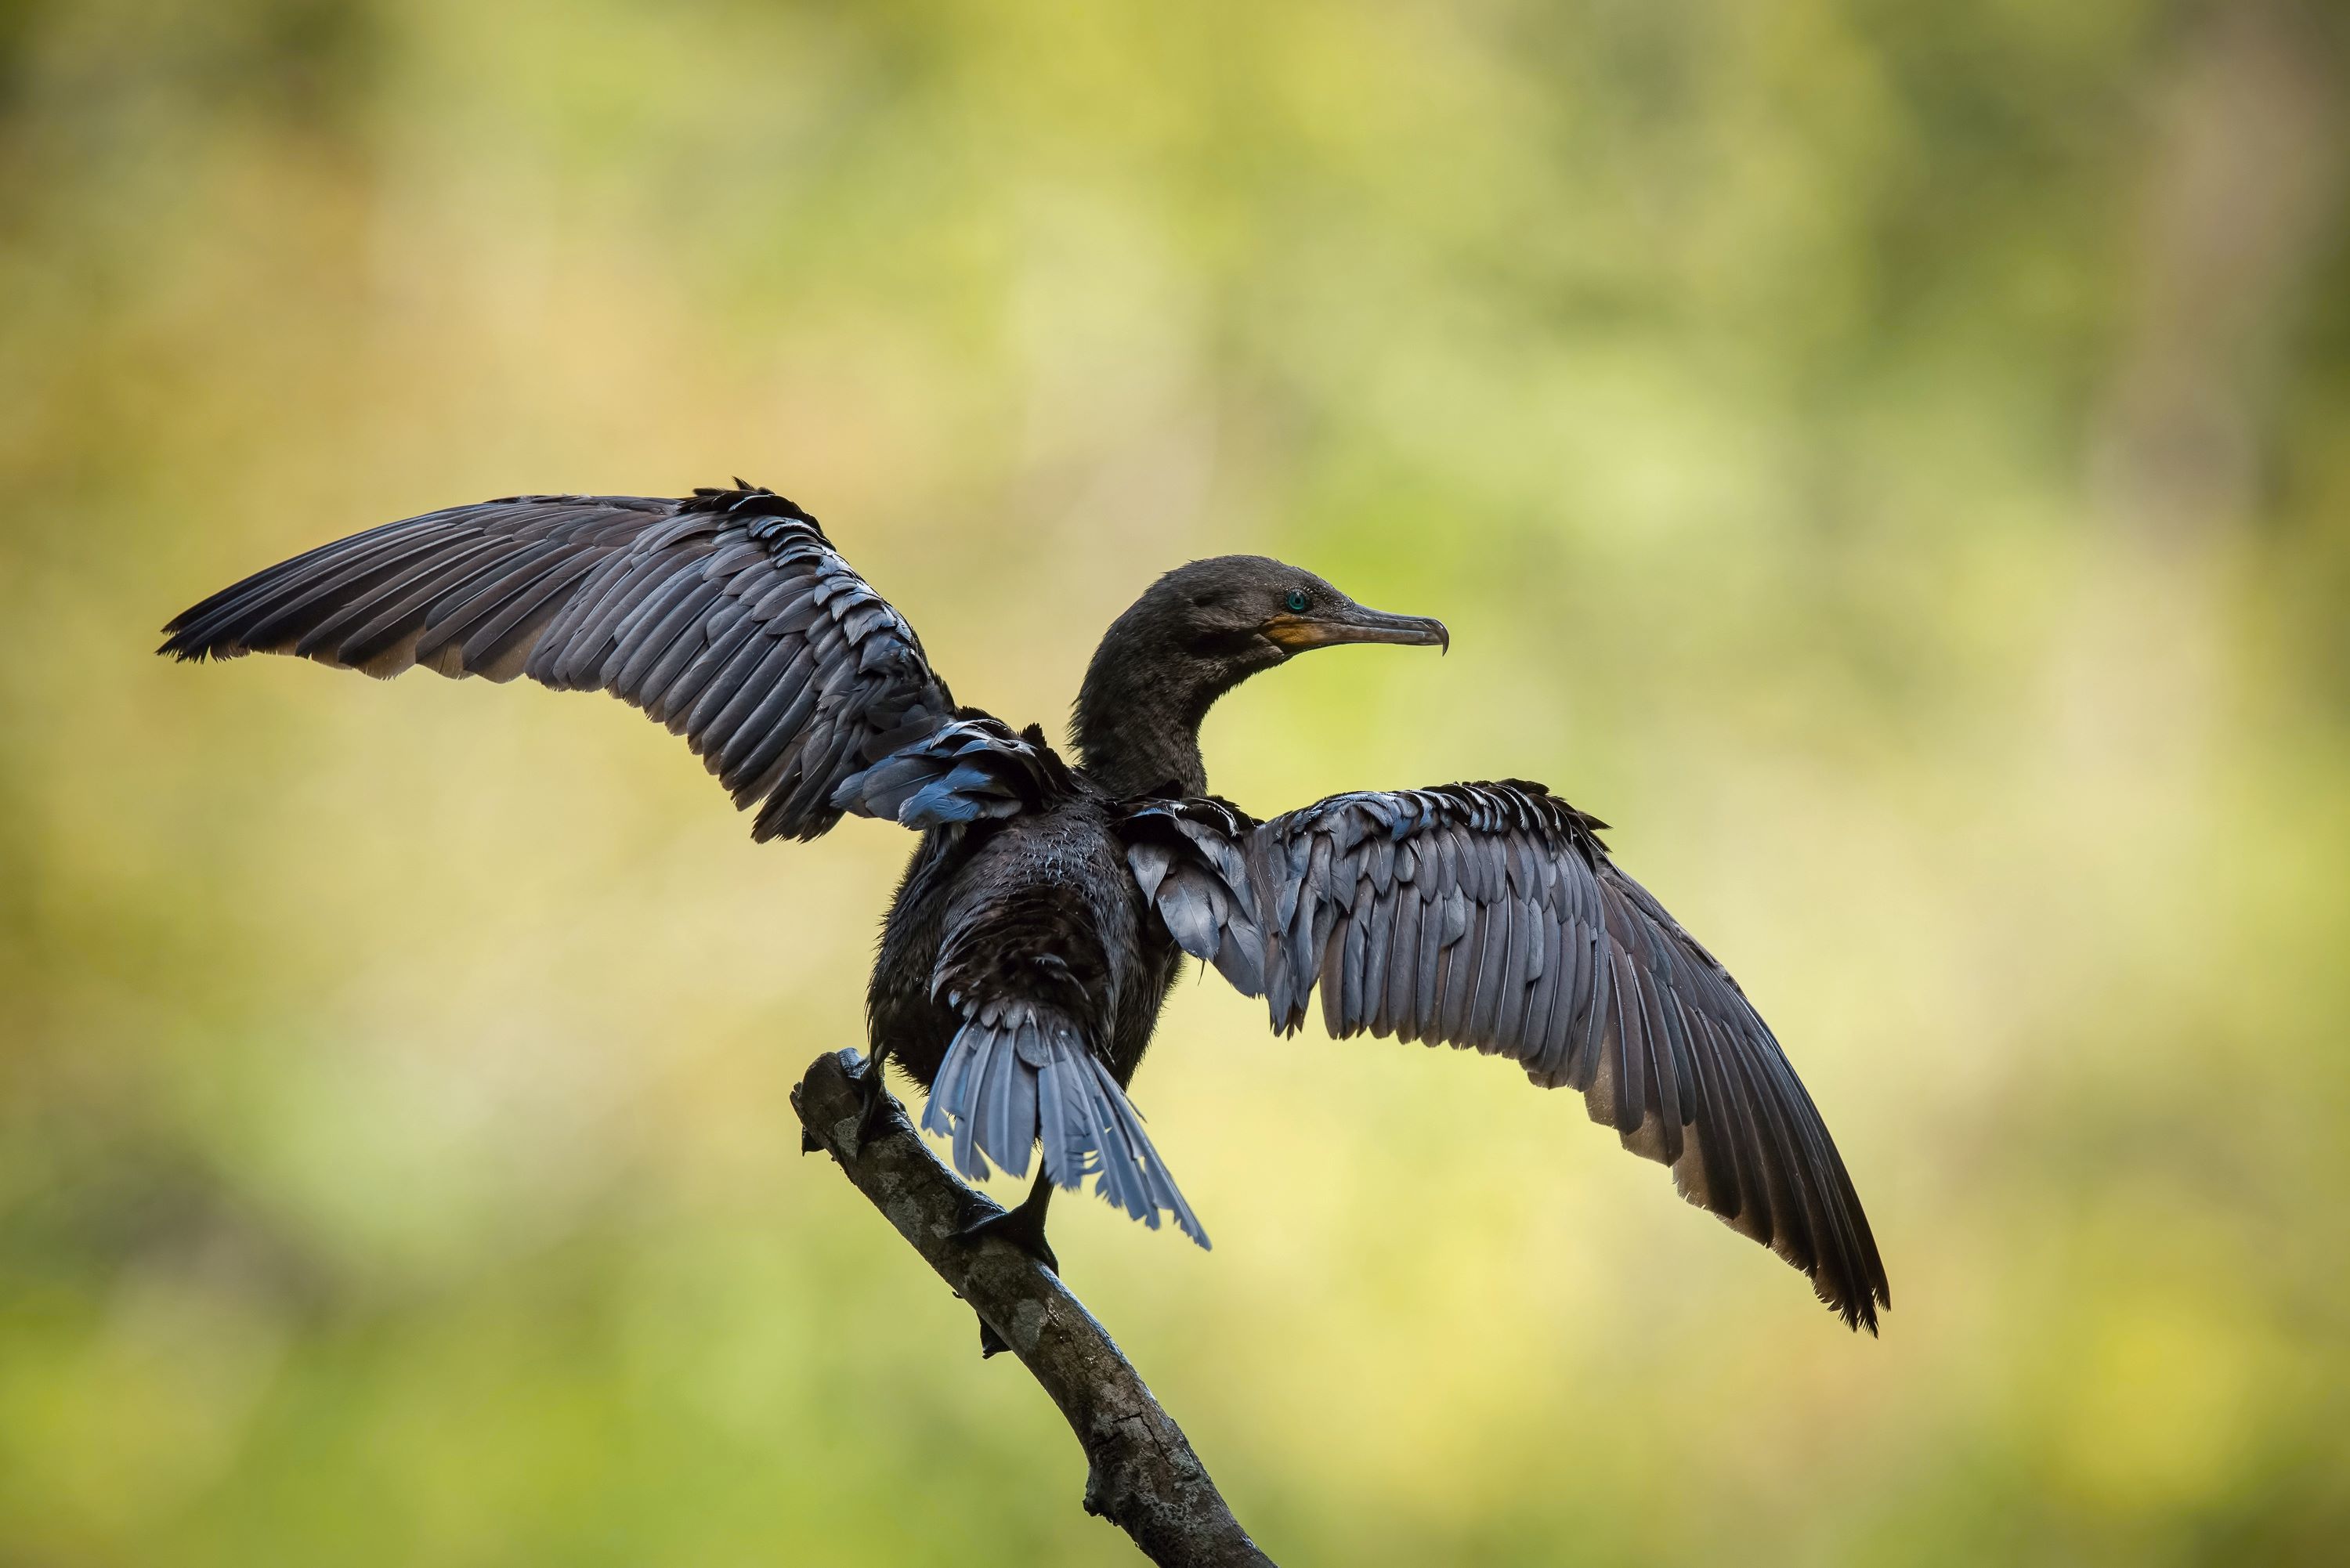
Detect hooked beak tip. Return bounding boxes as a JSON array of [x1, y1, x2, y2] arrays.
[[1370, 610, 1448, 654]]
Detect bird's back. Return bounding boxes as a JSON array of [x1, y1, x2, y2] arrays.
[[869, 791, 1184, 1093]]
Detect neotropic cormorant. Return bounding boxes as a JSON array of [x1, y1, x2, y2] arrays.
[[162, 482, 1889, 1332]]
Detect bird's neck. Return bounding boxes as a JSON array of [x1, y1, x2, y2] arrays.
[[1071, 649, 1217, 800]]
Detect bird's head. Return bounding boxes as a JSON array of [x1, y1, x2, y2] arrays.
[[1120, 555, 1448, 674], [1074, 555, 1448, 795]]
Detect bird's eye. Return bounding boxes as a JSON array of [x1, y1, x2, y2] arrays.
[[1284, 590, 1309, 613]]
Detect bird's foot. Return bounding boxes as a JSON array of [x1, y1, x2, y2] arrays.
[[957, 1196, 1060, 1360], [848, 1051, 899, 1151], [956, 1199, 1060, 1277], [798, 1051, 899, 1156]]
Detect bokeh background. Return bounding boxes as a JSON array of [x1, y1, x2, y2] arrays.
[[4, 1, 2347, 1563]]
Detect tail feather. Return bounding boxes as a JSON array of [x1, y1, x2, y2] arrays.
[[922, 1004, 1208, 1248]]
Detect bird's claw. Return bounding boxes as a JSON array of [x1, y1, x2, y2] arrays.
[[849, 1053, 898, 1151], [957, 1183, 1060, 1359], [956, 1201, 1061, 1277]]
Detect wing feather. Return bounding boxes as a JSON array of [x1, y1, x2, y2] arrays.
[[1120, 779, 1888, 1331], [161, 485, 958, 842]]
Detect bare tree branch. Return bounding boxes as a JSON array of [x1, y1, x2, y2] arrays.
[[791, 1049, 1276, 1568]]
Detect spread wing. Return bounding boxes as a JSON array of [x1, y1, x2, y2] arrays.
[[161, 483, 959, 842], [1123, 782, 1888, 1330]]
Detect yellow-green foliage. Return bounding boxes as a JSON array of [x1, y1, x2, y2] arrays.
[[2, 1, 2346, 1563]]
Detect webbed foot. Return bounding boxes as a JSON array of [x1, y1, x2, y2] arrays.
[[849, 1049, 900, 1151], [956, 1201, 1061, 1277], [957, 1175, 1058, 1359]]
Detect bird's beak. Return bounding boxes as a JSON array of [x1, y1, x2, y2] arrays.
[[1260, 603, 1451, 655]]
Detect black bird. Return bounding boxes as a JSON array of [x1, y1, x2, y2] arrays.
[[161, 482, 1889, 1332]]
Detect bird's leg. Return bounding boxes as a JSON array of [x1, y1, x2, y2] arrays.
[[961, 1171, 1058, 1359]]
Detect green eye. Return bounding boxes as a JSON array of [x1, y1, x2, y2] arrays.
[[1284, 590, 1309, 613]]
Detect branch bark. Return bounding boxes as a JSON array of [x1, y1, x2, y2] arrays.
[[791, 1049, 1275, 1568]]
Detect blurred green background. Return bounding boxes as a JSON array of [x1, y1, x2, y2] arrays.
[[4, 0, 2348, 1563]]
